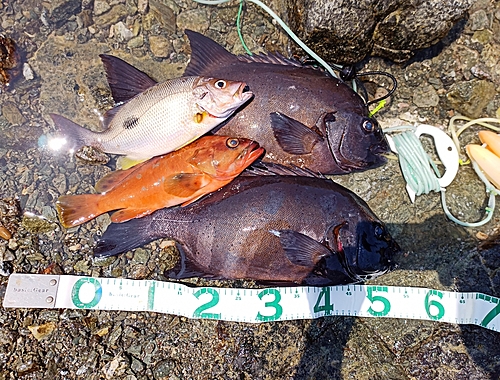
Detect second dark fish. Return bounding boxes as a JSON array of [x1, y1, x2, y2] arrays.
[[95, 166, 400, 286]]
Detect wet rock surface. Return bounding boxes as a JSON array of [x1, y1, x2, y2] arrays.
[[281, 0, 475, 64], [0, 0, 499, 379]]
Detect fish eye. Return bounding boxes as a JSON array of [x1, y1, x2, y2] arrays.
[[374, 224, 385, 238], [226, 138, 240, 149], [363, 119, 374, 133], [215, 80, 227, 89]]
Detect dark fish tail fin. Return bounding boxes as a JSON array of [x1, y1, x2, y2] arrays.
[[184, 29, 239, 76], [49, 113, 96, 151], [94, 217, 154, 258], [99, 54, 157, 103], [56, 194, 103, 228]]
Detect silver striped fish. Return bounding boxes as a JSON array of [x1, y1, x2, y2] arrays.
[[50, 55, 253, 169]]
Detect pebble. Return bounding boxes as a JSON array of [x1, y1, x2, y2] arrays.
[[127, 35, 144, 49], [469, 9, 490, 31], [176, 8, 210, 33], [412, 84, 440, 108], [94, 4, 128, 27], [112, 21, 134, 41], [148, 0, 176, 33], [137, 0, 148, 14], [22, 63, 34, 80], [94, 0, 111, 16], [27, 322, 56, 341], [52, 172, 67, 193], [149, 35, 173, 58], [446, 79, 497, 118], [1, 102, 25, 126]]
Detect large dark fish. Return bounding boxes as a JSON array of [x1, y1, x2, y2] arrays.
[[95, 167, 399, 286], [183, 30, 391, 174]]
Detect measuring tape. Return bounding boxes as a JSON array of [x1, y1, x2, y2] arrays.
[[3, 274, 499, 332]]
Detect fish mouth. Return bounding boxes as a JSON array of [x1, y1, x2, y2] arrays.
[[231, 81, 253, 104], [244, 142, 265, 162], [370, 134, 391, 155]]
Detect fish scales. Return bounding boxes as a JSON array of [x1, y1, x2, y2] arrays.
[[95, 173, 400, 286], [100, 77, 201, 156]]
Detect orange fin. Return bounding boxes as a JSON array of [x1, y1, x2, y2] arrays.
[[111, 208, 154, 223], [56, 194, 102, 228], [163, 173, 211, 198]]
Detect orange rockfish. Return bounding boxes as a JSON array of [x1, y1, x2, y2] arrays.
[[50, 54, 253, 169], [56, 136, 264, 228]]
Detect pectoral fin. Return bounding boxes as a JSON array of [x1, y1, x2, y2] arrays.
[[270, 112, 323, 155], [163, 173, 211, 198], [167, 243, 216, 279], [269, 229, 332, 267]]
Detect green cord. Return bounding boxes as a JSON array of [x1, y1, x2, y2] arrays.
[[192, 0, 341, 78], [236, 0, 252, 55]]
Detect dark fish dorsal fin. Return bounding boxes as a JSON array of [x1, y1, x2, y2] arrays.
[[244, 162, 327, 179], [184, 29, 240, 76], [100, 54, 158, 103], [184, 29, 306, 76], [237, 51, 304, 67]]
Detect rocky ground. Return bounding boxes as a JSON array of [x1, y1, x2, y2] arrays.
[[1, 0, 500, 379]]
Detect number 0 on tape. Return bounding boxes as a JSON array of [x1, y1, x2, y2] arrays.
[[3, 274, 499, 332]]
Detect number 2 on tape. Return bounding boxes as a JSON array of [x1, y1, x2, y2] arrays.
[[193, 288, 221, 319]]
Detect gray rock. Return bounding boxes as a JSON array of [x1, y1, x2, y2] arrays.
[[469, 9, 490, 31], [93, 0, 111, 17], [127, 36, 144, 49], [282, 0, 475, 63], [112, 21, 135, 42], [94, 4, 128, 27]]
